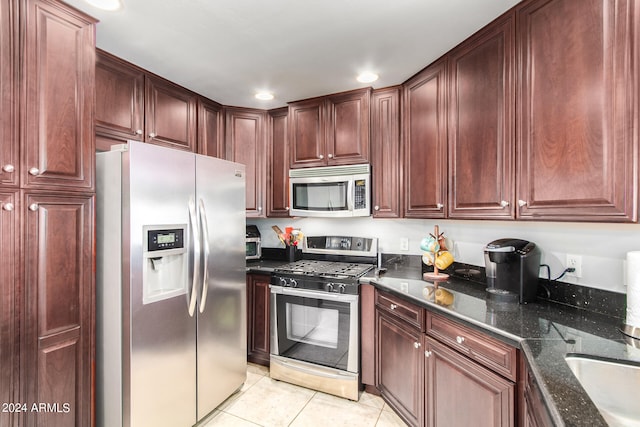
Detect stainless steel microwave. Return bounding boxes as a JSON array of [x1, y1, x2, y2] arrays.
[[289, 164, 370, 217]]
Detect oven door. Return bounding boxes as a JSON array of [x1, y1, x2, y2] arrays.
[[270, 286, 358, 373]]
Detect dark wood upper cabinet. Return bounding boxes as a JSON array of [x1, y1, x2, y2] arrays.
[[371, 86, 402, 218], [267, 107, 290, 217], [197, 97, 224, 158], [22, 193, 94, 427], [225, 107, 266, 217], [403, 59, 448, 219], [22, 0, 95, 191], [289, 88, 371, 168], [95, 50, 145, 142], [1, 0, 18, 187], [448, 13, 515, 219], [145, 75, 197, 152], [515, 0, 637, 222]]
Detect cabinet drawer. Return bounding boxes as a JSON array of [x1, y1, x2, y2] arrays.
[[426, 312, 517, 381], [375, 290, 424, 331]]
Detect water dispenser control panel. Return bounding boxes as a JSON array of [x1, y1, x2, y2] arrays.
[[142, 224, 188, 305], [147, 228, 184, 252]]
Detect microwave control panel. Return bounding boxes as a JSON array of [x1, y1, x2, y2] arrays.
[[354, 179, 367, 209]]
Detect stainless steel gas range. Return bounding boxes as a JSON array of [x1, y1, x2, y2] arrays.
[[269, 236, 378, 400]]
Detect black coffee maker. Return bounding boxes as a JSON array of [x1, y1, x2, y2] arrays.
[[484, 238, 541, 304]]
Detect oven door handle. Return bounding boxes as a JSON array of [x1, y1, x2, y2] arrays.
[[270, 285, 358, 302]]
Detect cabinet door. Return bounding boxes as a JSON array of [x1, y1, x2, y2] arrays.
[[325, 88, 371, 165], [425, 336, 514, 427], [516, 0, 637, 222], [371, 87, 402, 218], [448, 14, 515, 219], [0, 0, 18, 187], [22, 193, 94, 427], [197, 97, 224, 158], [0, 191, 18, 427], [289, 98, 326, 168], [247, 274, 271, 366], [267, 108, 290, 217], [22, 0, 95, 191], [376, 309, 424, 426], [95, 50, 145, 142], [403, 59, 448, 218], [145, 75, 197, 152], [225, 107, 265, 217]]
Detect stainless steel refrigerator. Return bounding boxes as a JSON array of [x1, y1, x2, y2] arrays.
[[96, 141, 247, 427]]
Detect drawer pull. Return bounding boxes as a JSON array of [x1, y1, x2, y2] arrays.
[[413, 342, 421, 349], [2, 202, 14, 211], [29, 167, 40, 176], [29, 203, 39, 212], [424, 350, 432, 358], [456, 336, 465, 344], [2, 164, 14, 173], [390, 303, 397, 310]]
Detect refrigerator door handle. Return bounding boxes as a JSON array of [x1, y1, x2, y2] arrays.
[[198, 198, 210, 313], [188, 197, 200, 317]]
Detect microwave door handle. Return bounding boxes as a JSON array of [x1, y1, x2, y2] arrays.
[[346, 181, 354, 211], [198, 198, 210, 313], [187, 198, 200, 317]]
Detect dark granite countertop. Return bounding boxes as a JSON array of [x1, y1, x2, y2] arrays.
[[246, 257, 639, 426]]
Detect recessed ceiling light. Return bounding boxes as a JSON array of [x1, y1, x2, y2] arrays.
[[255, 92, 274, 101], [85, 0, 123, 11], [357, 72, 379, 83]]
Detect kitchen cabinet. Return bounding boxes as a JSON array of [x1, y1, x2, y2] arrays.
[[247, 273, 271, 366], [198, 97, 224, 158], [371, 86, 402, 218], [225, 107, 266, 217], [266, 108, 290, 217], [359, 283, 376, 389], [22, 0, 95, 192], [289, 88, 370, 168], [448, 12, 515, 219], [95, 50, 198, 153], [1, 2, 96, 426], [515, 0, 637, 222], [0, 191, 17, 427], [22, 193, 94, 427], [403, 59, 448, 219], [520, 357, 554, 427], [375, 291, 425, 426], [1, 0, 18, 187]]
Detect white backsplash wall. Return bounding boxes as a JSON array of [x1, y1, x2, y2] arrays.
[[248, 217, 640, 294]]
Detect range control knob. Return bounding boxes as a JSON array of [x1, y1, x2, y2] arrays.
[[338, 284, 346, 294], [279, 277, 287, 286], [325, 283, 334, 292], [289, 279, 298, 288]]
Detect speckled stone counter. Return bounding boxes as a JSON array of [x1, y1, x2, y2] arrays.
[[363, 267, 637, 427]]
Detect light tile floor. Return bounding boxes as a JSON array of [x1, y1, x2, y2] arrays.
[[202, 363, 408, 427]]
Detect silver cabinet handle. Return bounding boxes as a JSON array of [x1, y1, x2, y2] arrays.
[[500, 200, 509, 208], [374, 205, 380, 211], [2, 203, 14, 211], [390, 303, 397, 310], [328, 153, 333, 159], [285, 206, 289, 211], [135, 129, 143, 135], [413, 342, 421, 349], [258, 206, 263, 212], [2, 164, 14, 173], [149, 132, 157, 138], [187, 198, 200, 317], [518, 200, 528, 207], [456, 336, 465, 344], [29, 167, 40, 176], [425, 350, 432, 358], [436, 203, 444, 209], [319, 154, 324, 160], [198, 199, 210, 314], [29, 203, 38, 211]]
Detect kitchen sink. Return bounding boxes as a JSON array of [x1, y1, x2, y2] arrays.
[[565, 354, 640, 427]]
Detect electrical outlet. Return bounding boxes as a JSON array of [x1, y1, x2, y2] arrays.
[[566, 254, 582, 278], [400, 237, 409, 251]]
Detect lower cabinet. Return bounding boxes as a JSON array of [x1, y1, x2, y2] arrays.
[[374, 290, 516, 427], [247, 273, 271, 366], [520, 357, 554, 427]]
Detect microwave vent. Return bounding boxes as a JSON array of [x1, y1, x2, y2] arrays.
[[289, 163, 370, 178]]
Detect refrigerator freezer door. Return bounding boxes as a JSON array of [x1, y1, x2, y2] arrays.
[[127, 142, 197, 427], [195, 155, 247, 421]]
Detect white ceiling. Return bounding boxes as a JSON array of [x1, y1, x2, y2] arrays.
[[63, 0, 521, 109]]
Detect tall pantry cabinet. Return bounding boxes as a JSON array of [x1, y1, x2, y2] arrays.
[[0, 1, 96, 426]]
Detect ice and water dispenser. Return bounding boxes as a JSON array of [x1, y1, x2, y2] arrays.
[[142, 225, 189, 304]]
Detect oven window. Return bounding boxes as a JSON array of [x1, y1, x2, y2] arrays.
[[292, 182, 348, 211], [274, 293, 354, 371]]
